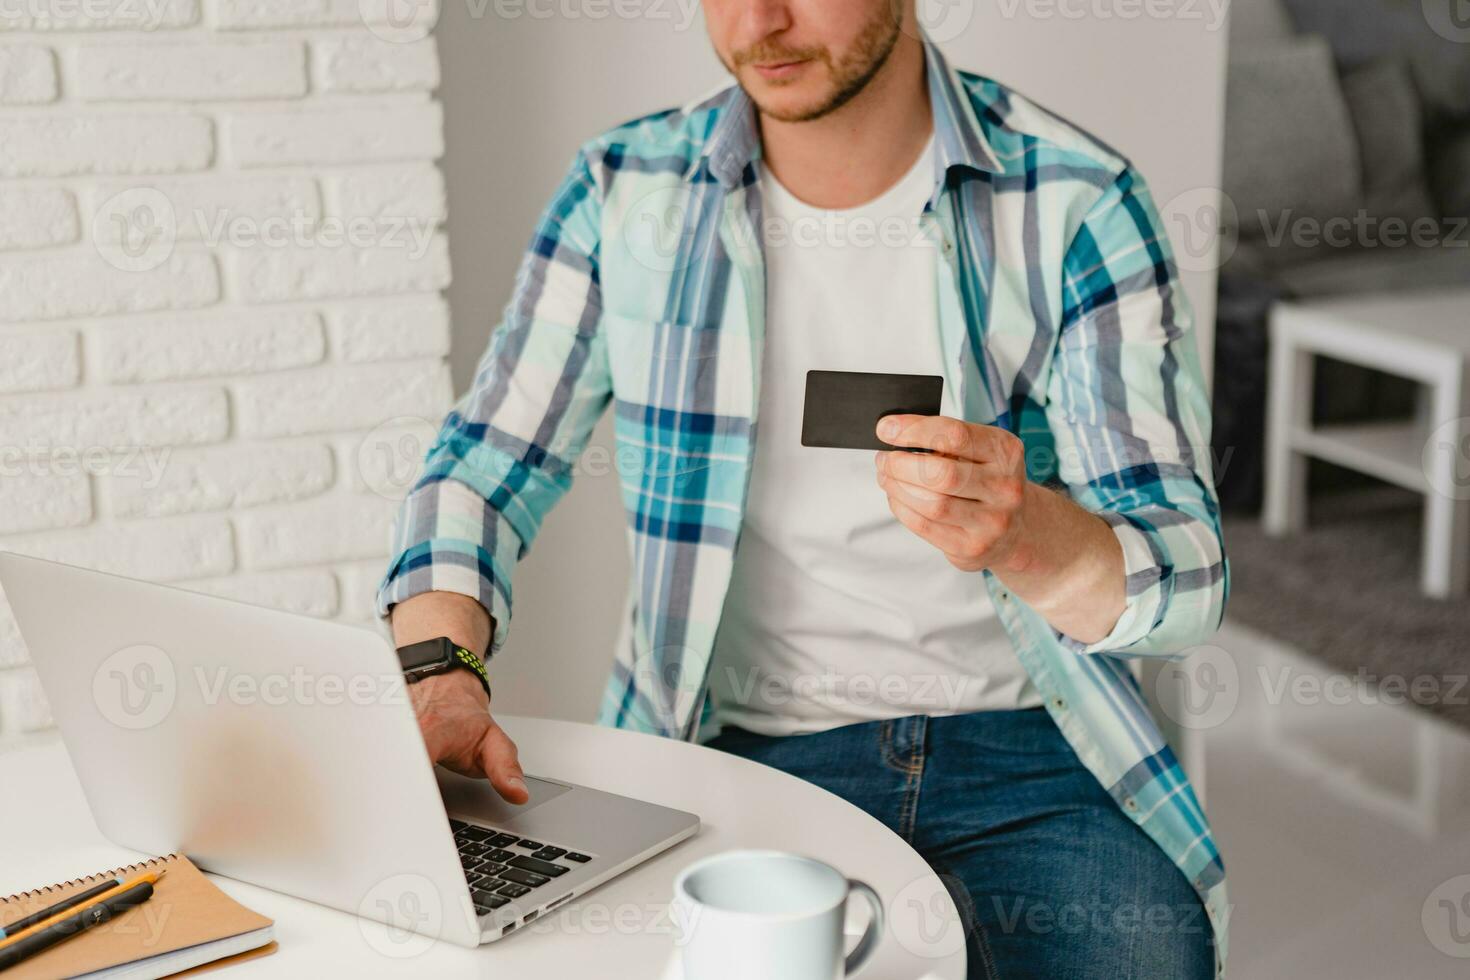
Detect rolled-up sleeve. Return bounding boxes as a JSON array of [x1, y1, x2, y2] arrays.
[[376, 149, 611, 655], [1045, 165, 1228, 657]]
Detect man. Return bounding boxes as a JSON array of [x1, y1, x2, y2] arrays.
[[380, 2, 1229, 976]]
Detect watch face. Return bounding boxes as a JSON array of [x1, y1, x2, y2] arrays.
[[398, 638, 450, 672]]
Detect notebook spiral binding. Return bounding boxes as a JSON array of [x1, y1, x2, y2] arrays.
[[0, 854, 177, 905]]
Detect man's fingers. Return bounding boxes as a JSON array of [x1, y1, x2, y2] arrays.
[[876, 414, 986, 458], [886, 495, 993, 572], [878, 453, 1025, 508], [880, 472, 987, 526], [479, 723, 529, 804], [877, 448, 988, 501], [886, 493, 964, 549]]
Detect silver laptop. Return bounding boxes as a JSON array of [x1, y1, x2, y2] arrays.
[[0, 552, 699, 949]]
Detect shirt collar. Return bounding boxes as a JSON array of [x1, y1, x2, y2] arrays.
[[699, 38, 1004, 191]]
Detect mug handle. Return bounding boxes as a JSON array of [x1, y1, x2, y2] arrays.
[[843, 878, 884, 976]]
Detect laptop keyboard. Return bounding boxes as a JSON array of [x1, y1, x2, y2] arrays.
[[451, 818, 593, 916]]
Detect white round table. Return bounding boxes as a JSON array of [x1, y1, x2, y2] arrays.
[[0, 717, 967, 978]]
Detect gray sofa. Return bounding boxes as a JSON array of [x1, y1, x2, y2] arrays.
[[1211, 0, 1470, 510]]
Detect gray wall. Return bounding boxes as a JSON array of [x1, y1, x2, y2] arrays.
[[435, 4, 1230, 722]]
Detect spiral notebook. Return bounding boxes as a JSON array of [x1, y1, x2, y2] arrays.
[[0, 855, 275, 980]]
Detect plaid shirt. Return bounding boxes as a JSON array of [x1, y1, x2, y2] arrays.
[[379, 42, 1230, 968]]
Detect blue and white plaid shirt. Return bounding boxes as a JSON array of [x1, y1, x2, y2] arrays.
[[379, 41, 1230, 968]]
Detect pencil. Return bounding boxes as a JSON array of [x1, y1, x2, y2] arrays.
[[0, 878, 119, 939], [0, 871, 165, 971], [0, 869, 165, 952]]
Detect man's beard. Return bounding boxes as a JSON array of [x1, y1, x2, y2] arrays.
[[729, 7, 903, 123]]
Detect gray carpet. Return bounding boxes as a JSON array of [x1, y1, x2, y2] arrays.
[[1222, 488, 1470, 729]]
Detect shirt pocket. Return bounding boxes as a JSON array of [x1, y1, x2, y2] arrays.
[[601, 312, 731, 406]]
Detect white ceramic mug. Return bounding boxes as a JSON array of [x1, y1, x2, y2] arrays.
[[671, 850, 885, 980]]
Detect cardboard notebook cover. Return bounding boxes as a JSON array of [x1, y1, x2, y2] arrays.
[[0, 855, 274, 979]]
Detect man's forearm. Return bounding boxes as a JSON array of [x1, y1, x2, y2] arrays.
[[390, 591, 495, 659], [993, 483, 1127, 646]]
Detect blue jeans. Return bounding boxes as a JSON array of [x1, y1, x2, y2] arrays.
[[706, 709, 1215, 980]]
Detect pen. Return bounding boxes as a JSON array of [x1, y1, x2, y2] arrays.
[[0, 870, 165, 971], [0, 879, 119, 940]]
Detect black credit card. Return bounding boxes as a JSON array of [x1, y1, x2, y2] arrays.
[[800, 370, 944, 451]]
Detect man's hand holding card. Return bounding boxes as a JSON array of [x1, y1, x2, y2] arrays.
[[872, 414, 1032, 576], [798, 369, 1128, 646], [871, 412, 1129, 644]]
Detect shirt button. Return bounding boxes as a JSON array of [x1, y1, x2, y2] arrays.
[[1051, 696, 1066, 710], [1123, 797, 1139, 812]]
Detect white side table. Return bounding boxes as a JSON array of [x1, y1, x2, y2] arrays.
[[1263, 289, 1470, 597]]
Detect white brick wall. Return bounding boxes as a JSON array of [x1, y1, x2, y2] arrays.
[[0, 1, 454, 745]]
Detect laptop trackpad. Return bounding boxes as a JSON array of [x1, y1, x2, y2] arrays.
[[437, 769, 573, 826]]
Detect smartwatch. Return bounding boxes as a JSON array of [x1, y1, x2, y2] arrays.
[[396, 637, 492, 702]]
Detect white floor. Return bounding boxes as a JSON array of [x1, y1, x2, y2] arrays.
[[1202, 620, 1470, 978]]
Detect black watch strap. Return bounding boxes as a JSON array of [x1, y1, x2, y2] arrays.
[[398, 637, 492, 703], [450, 644, 493, 703]]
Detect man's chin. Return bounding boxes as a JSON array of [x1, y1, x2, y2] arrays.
[[741, 81, 840, 124]]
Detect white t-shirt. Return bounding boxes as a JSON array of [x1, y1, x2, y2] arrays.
[[709, 137, 1042, 736]]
